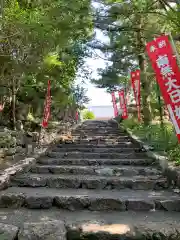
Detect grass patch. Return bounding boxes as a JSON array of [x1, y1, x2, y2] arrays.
[[122, 118, 180, 166]]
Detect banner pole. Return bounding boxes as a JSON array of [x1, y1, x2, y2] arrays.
[[38, 126, 42, 147], [168, 32, 180, 67]]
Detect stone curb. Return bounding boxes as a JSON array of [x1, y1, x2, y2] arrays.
[[0, 122, 79, 191], [0, 146, 48, 191], [122, 125, 180, 189]]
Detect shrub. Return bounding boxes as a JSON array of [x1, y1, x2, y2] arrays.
[[27, 112, 35, 122], [83, 110, 95, 120], [122, 117, 180, 164]]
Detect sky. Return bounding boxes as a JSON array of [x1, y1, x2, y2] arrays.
[[78, 29, 113, 107], [76, 54, 112, 107], [84, 57, 112, 106]]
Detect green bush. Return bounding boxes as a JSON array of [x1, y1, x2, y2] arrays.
[[122, 116, 180, 165], [27, 112, 35, 122], [122, 117, 178, 153], [83, 110, 95, 120]]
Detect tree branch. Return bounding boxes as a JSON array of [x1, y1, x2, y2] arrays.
[[0, 32, 20, 39]]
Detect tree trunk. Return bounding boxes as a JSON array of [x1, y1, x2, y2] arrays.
[[138, 54, 152, 125], [11, 79, 16, 130], [136, 18, 152, 125]]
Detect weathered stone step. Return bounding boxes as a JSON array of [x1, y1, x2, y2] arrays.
[[76, 126, 118, 130], [31, 164, 161, 177], [75, 126, 120, 130], [46, 151, 147, 159], [51, 147, 140, 153], [71, 130, 129, 135], [72, 134, 126, 138], [68, 141, 135, 147], [72, 131, 125, 135], [0, 209, 180, 240], [0, 209, 179, 239], [11, 173, 168, 190], [0, 187, 179, 211], [74, 126, 122, 129], [57, 143, 134, 148], [72, 138, 133, 144], [38, 157, 156, 166], [73, 133, 125, 137]]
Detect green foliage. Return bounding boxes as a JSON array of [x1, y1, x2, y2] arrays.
[[168, 146, 180, 166], [82, 110, 95, 120], [122, 117, 180, 165], [123, 117, 177, 149], [27, 112, 35, 122], [71, 85, 90, 108], [92, 0, 168, 92], [44, 54, 62, 68], [0, 0, 93, 125]]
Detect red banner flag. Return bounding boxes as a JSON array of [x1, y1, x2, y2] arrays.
[[111, 92, 118, 117], [118, 89, 128, 119], [0, 103, 4, 112], [75, 111, 79, 121], [42, 80, 51, 128], [131, 70, 141, 121], [146, 34, 180, 141]]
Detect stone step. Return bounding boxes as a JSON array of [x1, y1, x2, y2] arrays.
[[72, 132, 125, 136], [76, 127, 118, 130], [75, 127, 121, 131], [0, 209, 179, 240], [11, 173, 168, 190], [2, 120, 179, 239], [46, 151, 147, 159], [51, 147, 141, 153], [72, 138, 133, 144], [30, 164, 161, 177], [72, 134, 126, 138], [56, 143, 134, 148], [38, 157, 156, 166], [72, 130, 127, 137], [73, 133, 125, 137], [0, 187, 179, 211], [73, 128, 124, 131], [66, 211, 180, 239], [76, 141, 134, 146]]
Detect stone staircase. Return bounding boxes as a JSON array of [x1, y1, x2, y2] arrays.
[[0, 120, 180, 239]]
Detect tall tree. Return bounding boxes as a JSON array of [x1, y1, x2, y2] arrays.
[[0, 0, 93, 127], [91, 0, 172, 124]]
